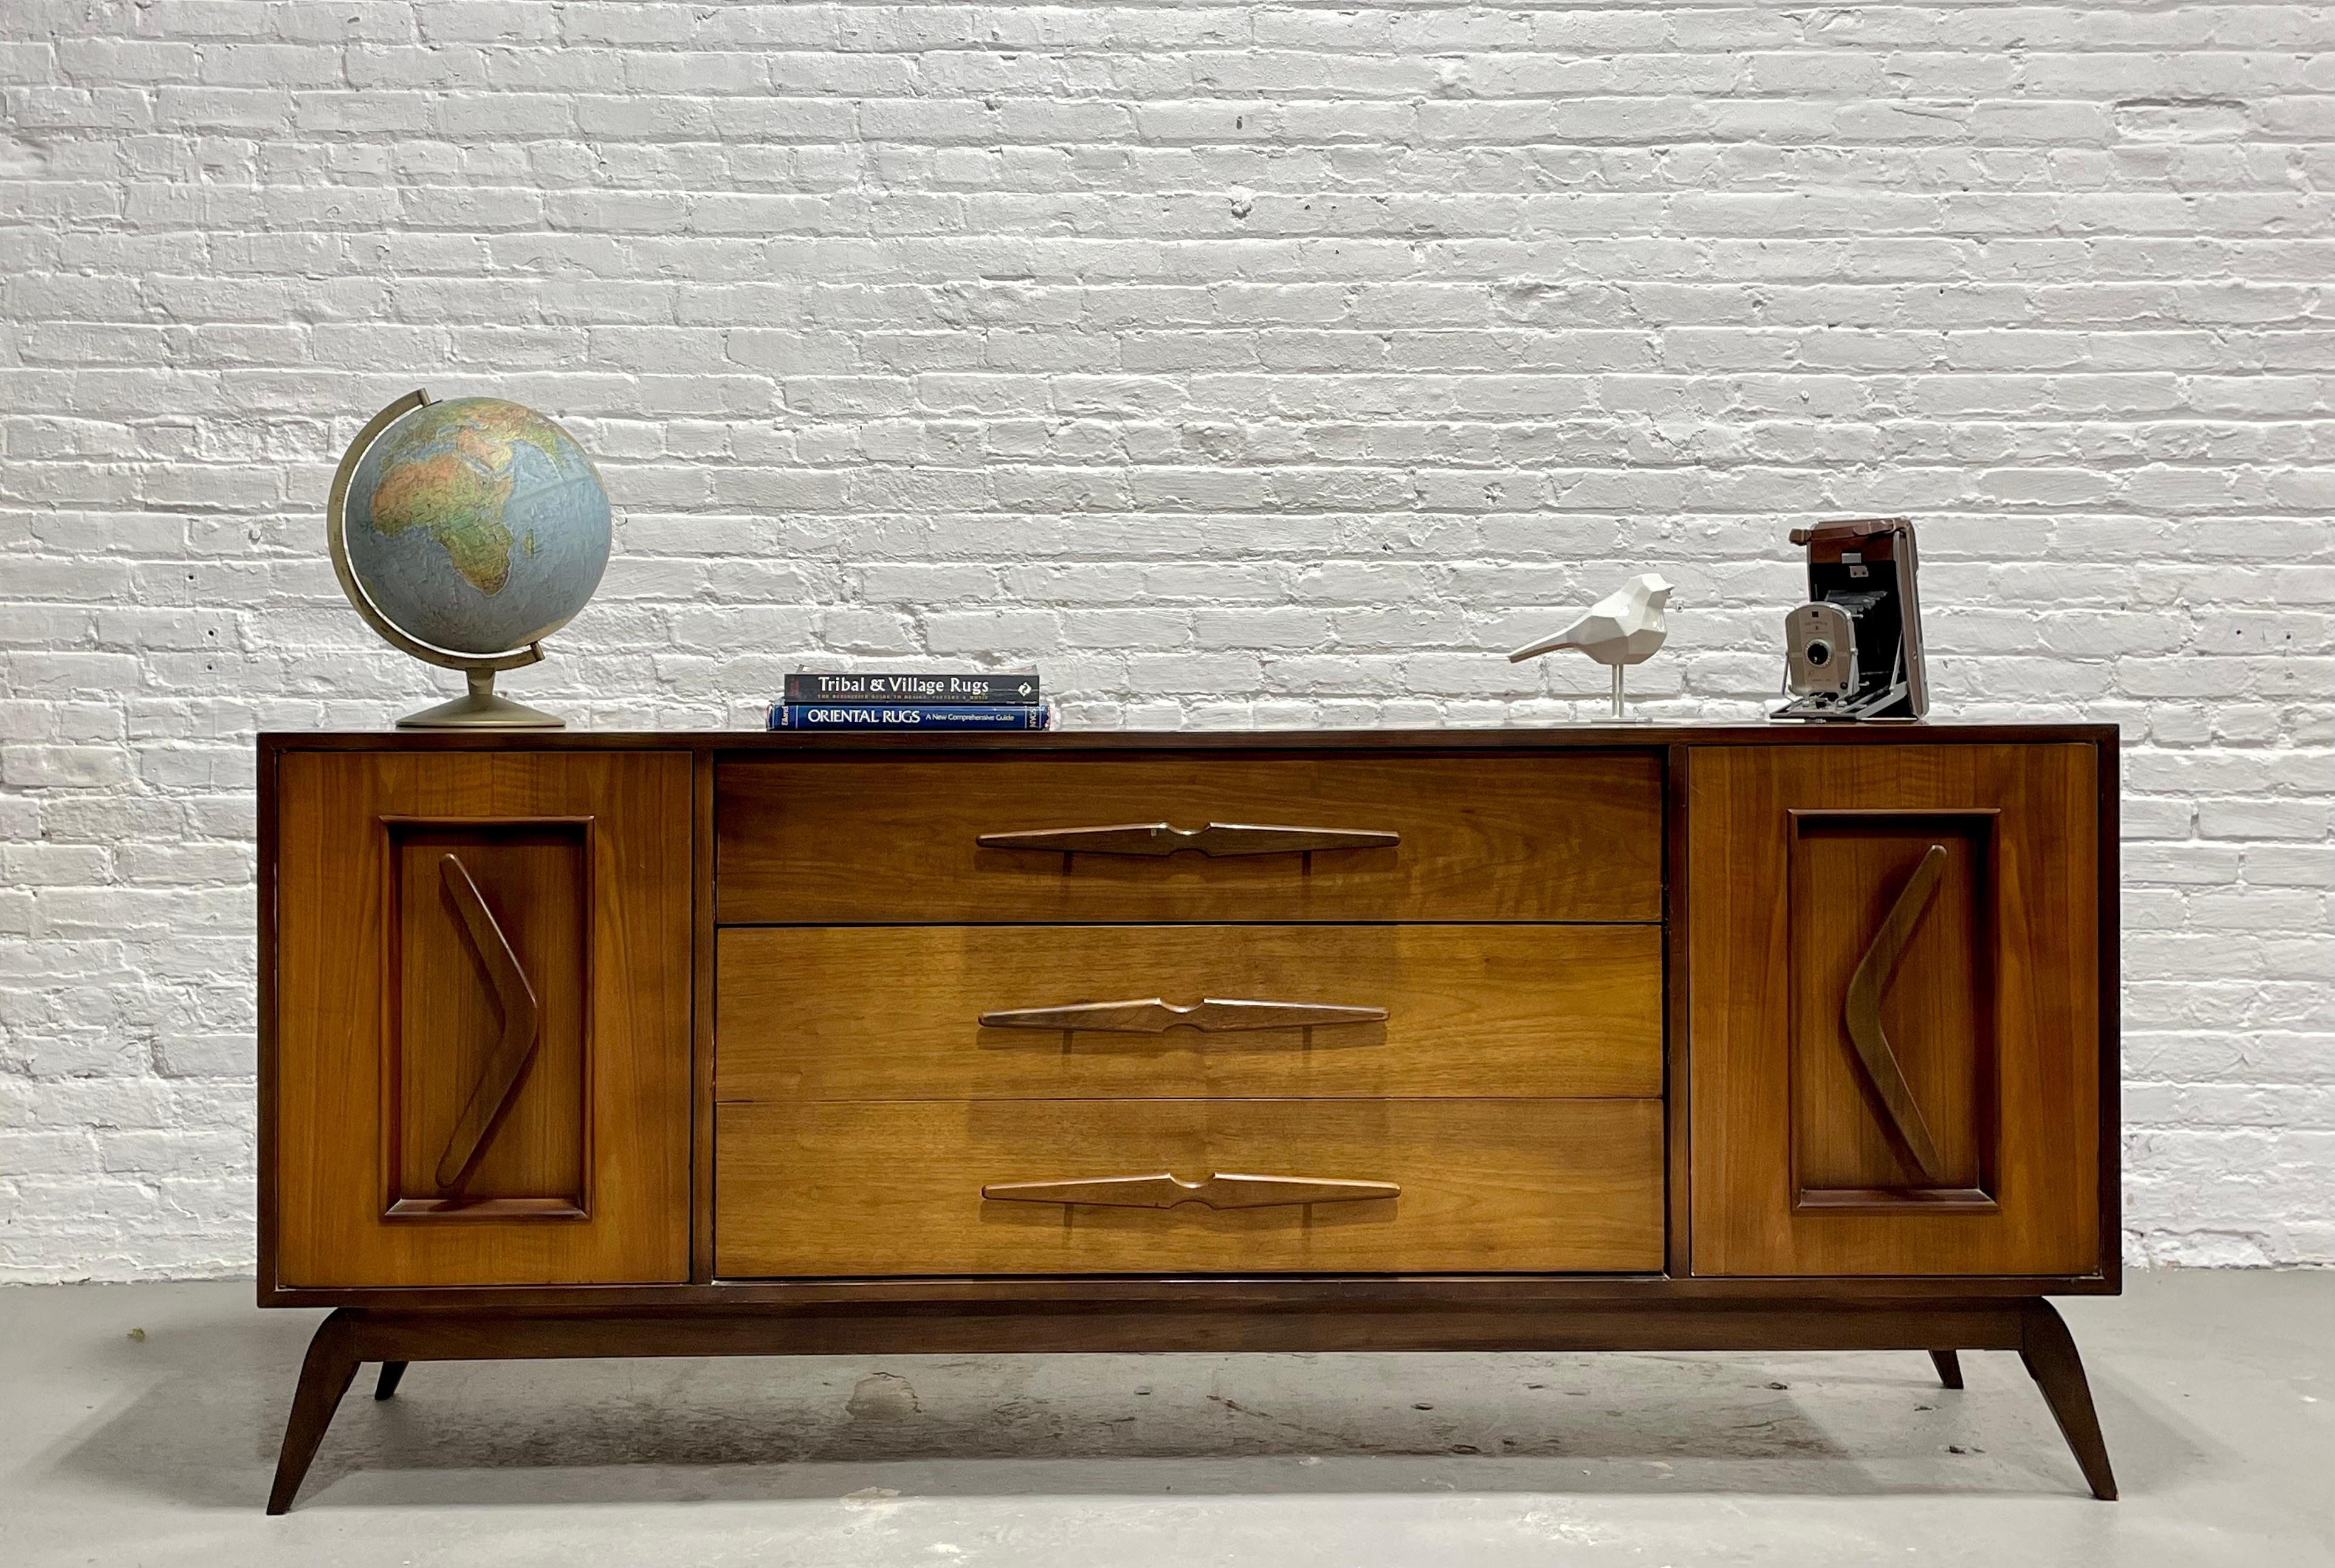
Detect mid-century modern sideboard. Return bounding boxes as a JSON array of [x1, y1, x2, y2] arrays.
[[256, 724, 2119, 1511]]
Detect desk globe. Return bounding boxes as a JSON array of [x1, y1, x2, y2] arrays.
[[327, 390, 611, 728]]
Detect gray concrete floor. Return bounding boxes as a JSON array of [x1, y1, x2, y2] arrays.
[[0, 1273, 2325, 1567]]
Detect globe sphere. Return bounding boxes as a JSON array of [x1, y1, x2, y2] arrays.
[[340, 396, 610, 657]]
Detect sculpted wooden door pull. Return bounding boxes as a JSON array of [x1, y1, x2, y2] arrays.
[[977, 822, 1399, 857], [432, 854, 543, 1195], [982, 1172, 1400, 1209], [977, 997, 1388, 1033], [1842, 844, 1951, 1185]]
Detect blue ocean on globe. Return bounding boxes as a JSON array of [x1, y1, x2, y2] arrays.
[[342, 397, 611, 656]]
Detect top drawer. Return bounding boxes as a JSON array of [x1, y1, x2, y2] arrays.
[[717, 752, 1662, 924]]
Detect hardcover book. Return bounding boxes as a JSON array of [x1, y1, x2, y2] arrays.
[[783, 672, 1040, 706], [767, 703, 1052, 731]]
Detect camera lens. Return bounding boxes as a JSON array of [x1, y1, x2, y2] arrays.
[[1806, 640, 1831, 667]]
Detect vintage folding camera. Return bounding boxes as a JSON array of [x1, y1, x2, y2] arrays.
[[1775, 517, 1928, 721]]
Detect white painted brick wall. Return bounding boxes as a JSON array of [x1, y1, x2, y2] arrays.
[[2, 1, 2331, 1281]]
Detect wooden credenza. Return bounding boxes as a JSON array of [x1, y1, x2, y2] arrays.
[[258, 726, 2120, 1510]]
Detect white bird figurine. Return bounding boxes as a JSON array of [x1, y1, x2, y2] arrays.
[[1507, 573, 1674, 720]]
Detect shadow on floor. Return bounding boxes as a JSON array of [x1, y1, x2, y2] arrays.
[[46, 1312, 2188, 1511]]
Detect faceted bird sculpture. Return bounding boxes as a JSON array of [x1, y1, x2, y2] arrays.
[[1507, 572, 1674, 720]]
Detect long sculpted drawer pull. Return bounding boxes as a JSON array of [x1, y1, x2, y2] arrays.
[[978, 997, 1388, 1033], [982, 1171, 1400, 1210], [977, 821, 1399, 858]]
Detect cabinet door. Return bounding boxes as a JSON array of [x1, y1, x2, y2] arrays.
[[1687, 744, 2104, 1277], [270, 751, 691, 1288]]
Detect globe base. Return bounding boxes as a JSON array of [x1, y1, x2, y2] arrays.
[[397, 668, 564, 731]]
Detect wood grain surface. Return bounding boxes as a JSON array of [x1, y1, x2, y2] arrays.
[[717, 924, 1663, 1102], [317, 1296, 2040, 1361], [715, 752, 1662, 924], [272, 751, 693, 1288], [1792, 816, 1995, 1197], [388, 824, 585, 1212], [715, 1097, 1665, 1276], [256, 725, 2117, 1319], [262, 724, 2119, 755], [1686, 744, 2100, 1277]]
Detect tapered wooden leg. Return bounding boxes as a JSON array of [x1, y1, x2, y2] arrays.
[[2020, 1301, 2117, 1501], [267, 1311, 362, 1515], [1928, 1349, 1964, 1389], [374, 1360, 408, 1401]]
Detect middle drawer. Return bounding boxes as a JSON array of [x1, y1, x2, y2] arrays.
[[718, 924, 1663, 1101]]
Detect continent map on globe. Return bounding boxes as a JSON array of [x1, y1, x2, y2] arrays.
[[366, 399, 567, 594], [342, 396, 611, 656]]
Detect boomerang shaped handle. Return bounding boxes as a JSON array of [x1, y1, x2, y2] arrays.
[[432, 854, 543, 1194], [1842, 844, 1951, 1185]]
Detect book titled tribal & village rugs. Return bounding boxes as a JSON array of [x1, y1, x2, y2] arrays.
[[768, 670, 1050, 731]]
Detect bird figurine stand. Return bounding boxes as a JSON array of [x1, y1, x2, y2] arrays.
[[1507, 573, 1674, 721]]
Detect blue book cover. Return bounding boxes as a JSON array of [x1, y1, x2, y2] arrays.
[[767, 703, 1052, 731]]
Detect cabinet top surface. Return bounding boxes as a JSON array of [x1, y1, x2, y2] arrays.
[[259, 722, 2116, 754]]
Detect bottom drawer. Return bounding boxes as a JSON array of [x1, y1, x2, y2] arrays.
[[716, 1098, 1664, 1277]]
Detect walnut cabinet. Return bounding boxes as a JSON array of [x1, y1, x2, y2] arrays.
[[258, 726, 2120, 1510]]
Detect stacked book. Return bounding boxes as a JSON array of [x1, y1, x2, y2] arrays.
[[768, 671, 1050, 731]]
